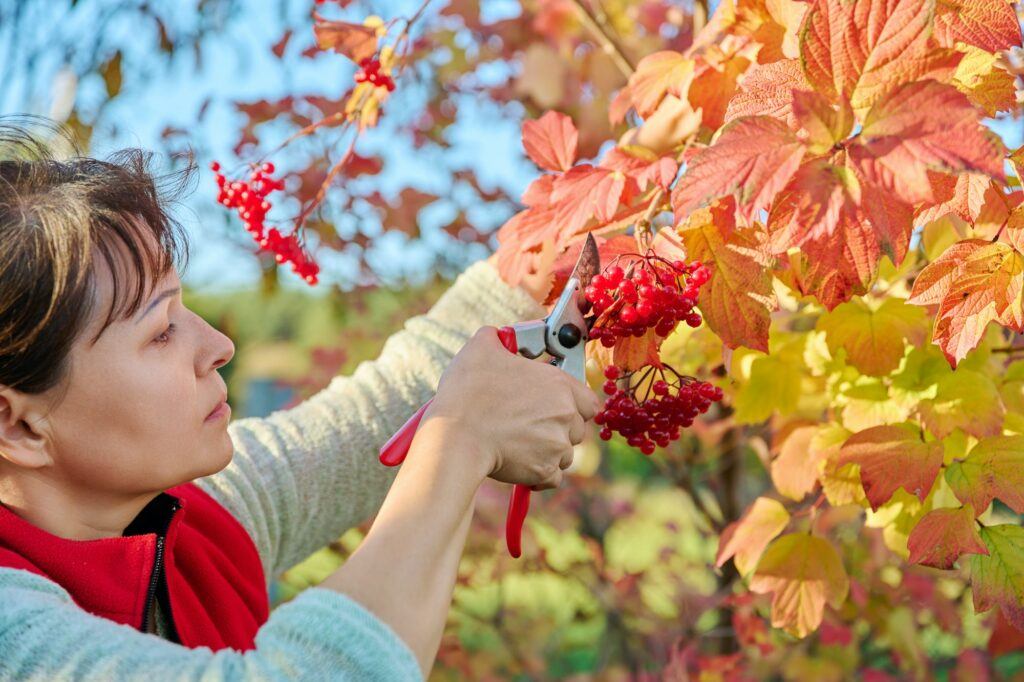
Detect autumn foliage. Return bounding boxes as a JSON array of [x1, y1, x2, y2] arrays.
[[485, 0, 1024, 672]]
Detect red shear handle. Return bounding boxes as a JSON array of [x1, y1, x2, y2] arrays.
[[506, 484, 531, 558], [378, 326, 520, 467]]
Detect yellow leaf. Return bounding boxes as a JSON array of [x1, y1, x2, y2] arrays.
[[952, 44, 1017, 117], [680, 206, 777, 352], [816, 297, 927, 376], [733, 354, 802, 423], [918, 369, 1005, 438], [749, 533, 849, 638]]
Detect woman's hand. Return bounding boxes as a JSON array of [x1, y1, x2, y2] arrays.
[[423, 326, 600, 490]]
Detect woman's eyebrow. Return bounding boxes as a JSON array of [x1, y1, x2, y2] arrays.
[[136, 287, 181, 323]]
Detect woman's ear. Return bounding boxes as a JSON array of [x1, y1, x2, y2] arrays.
[[0, 389, 52, 469]]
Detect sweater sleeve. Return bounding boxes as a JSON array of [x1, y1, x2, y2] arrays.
[[0, 568, 422, 681], [192, 259, 547, 582]]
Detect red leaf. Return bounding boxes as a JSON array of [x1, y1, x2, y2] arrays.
[[672, 116, 805, 222], [850, 80, 1005, 205], [838, 423, 944, 511], [522, 111, 579, 172], [600, 146, 678, 192], [907, 505, 989, 569], [550, 165, 640, 238]]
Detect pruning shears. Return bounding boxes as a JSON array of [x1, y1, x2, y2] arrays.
[[378, 232, 601, 558]]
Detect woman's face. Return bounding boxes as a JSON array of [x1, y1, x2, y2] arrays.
[[9, 247, 236, 502]]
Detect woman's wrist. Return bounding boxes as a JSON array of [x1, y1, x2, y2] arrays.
[[412, 412, 494, 486]]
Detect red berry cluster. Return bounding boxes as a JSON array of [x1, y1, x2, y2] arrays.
[[585, 254, 711, 347], [355, 58, 395, 91], [595, 364, 724, 455], [211, 161, 321, 286]]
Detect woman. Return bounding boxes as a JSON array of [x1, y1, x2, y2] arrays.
[[0, 117, 599, 680]]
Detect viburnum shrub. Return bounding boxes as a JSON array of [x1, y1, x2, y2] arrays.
[[219, 0, 1024, 674]]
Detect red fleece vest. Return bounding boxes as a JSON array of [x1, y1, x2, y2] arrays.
[[0, 483, 269, 651]]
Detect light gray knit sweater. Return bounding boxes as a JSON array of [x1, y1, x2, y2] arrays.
[[0, 259, 546, 681]]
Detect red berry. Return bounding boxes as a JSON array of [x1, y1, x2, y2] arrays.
[[685, 312, 702, 328], [604, 365, 620, 380], [603, 380, 617, 395]]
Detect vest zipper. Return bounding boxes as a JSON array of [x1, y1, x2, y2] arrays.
[[140, 500, 179, 634], [140, 535, 165, 633]]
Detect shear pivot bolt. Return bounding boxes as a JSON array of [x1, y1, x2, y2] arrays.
[[557, 323, 582, 348]]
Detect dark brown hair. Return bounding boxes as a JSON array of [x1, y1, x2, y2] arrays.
[[0, 114, 195, 397]]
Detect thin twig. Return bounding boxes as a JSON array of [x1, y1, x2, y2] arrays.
[[567, 0, 636, 78]]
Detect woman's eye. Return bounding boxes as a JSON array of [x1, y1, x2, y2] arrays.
[[154, 322, 177, 345]]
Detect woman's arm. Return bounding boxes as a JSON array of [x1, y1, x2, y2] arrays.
[[192, 259, 548, 583], [0, 566, 422, 681], [318, 414, 486, 676]]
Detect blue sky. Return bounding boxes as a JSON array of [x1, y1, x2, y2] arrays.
[[1, 0, 539, 294]]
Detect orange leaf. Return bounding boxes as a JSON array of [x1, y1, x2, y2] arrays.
[[850, 80, 1005, 206], [838, 423, 944, 511], [723, 59, 809, 127], [522, 111, 579, 172], [907, 505, 988, 569], [672, 116, 805, 222], [771, 426, 825, 501], [910, 240, 1024, 366], [799, 0, 960, 116], [627, 51, 696, 118], [917, 172, 1007, 226], [688, 46, 754, 131], [612, 327, 663, 371], [791, 90, 853, 155], [313, 16, 378, 64], [933, 0, 1022, 52], [716, 497, 790, 576], [749, 533, 849, 639]]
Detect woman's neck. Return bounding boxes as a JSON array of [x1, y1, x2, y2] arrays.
[[0, 473, 158, 540]]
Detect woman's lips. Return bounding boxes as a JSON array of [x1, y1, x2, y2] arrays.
[[204, 400, 231, 423]]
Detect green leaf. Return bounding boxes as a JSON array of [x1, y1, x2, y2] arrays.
[[971, 525, 1024, 630], [946, 435, 1024, 515]]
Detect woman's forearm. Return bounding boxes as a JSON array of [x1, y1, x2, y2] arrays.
[[318, 417, 487, 677]]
